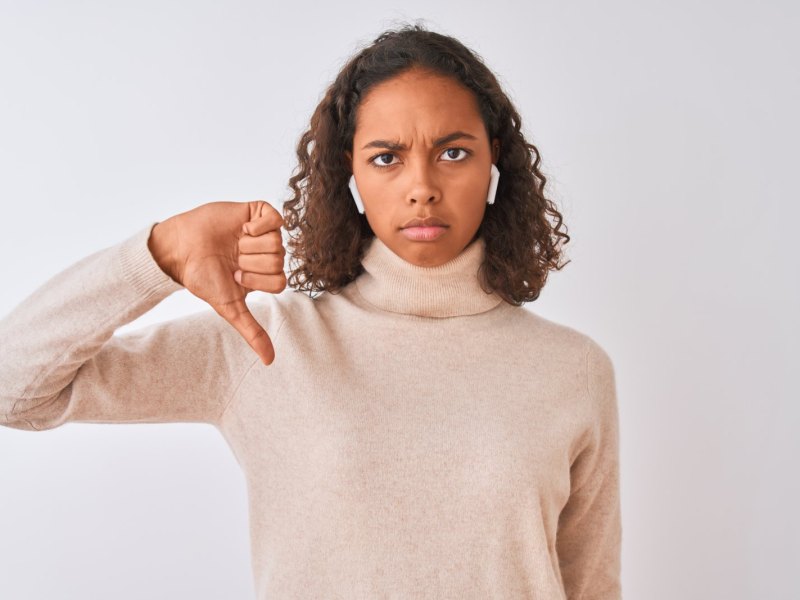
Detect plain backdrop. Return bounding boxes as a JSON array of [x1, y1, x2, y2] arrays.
[[1, 1, 797, 599]]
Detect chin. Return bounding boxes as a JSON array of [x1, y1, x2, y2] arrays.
[[404, 243, 461, 268]]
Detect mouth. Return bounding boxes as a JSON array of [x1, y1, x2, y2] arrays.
[[401, 216, 449, 229], [400, 224, 449, 242]]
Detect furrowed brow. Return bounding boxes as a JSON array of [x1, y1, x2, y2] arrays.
[[360, 130, 478, 151]]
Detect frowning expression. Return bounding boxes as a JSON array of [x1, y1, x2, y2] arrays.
[[346, 67, 499, 267]]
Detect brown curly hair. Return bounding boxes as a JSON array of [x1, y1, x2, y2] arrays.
[[283, 21, 571, 306]]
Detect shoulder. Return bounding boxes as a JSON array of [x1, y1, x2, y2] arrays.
[[514, 310, 618, 432], [504, 307, 612, 367], [522, 311, 618, 412]]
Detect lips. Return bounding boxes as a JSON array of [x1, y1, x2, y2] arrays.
[[401, 216, 449, 228]]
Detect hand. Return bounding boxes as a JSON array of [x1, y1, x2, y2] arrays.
[[149, 200, 287, 365]]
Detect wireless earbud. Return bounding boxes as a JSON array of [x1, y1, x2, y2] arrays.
[[487, 163, 500, 205], [349, 175, 365, 214]]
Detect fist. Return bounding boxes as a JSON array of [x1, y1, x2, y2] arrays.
[[149, 200, 286, 365]]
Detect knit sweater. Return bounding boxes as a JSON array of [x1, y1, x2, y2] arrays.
[[0, 223, 622, 599]]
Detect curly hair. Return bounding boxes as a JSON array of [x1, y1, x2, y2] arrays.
[[283, 21, 571, 306]]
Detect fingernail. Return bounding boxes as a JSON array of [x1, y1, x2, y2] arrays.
[[234, 270, 242, 283]]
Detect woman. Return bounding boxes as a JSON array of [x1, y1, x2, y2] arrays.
[[0, 23, 621, 599]]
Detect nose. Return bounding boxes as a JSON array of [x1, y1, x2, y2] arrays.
[[405, 162, 441, 208]]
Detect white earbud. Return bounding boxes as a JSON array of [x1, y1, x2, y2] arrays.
[[349, 164, 500, 215], [487, 163, 500, 205], [349, 175, 365, 214]]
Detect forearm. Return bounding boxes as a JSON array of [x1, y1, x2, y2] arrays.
[[0, 224, 183, 429]]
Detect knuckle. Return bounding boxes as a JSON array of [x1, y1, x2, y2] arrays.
[[271, 272, 287, 293], [238, 253, 284, 273], [240, 271, 287, 294], [268, 209, 283, 227]]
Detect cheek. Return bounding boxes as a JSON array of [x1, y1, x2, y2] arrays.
[[359, 170, 389, 200], [447, 166, 487, 194], [449, 178, 489, 212], [359, 177, 406, 216]]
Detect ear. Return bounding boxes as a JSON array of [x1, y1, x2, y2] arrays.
[[345, 150, 353, 172], [491, 138, 500, 164]]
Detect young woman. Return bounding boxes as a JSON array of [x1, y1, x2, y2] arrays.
[[0, 23, 621, 599]]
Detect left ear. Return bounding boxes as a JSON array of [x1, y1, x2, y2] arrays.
[[491, 138, 500, 164]]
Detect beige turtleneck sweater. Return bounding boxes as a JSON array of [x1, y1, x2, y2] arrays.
[[0, 223, 622, 599]]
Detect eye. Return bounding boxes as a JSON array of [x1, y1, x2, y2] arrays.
[[440, 147, 471, 161], [369, 153, 399, 169], [369, 148, 472, 169]]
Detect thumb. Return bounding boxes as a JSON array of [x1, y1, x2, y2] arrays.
[[215, 297, 275, 365]]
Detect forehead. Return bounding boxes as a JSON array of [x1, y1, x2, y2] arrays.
[[353, 70, 485, 141]]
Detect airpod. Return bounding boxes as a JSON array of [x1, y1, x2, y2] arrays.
[[349, 175, 365, 214], [487, 163, 500, 205]]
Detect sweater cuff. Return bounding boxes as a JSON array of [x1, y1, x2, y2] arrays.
[[117, 222, 185, 298]]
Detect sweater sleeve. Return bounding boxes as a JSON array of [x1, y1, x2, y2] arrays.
[[0, 222, 261, 431], [556, 337, 623, 599]]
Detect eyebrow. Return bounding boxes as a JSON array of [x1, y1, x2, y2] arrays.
[[360, 130, 479, 151]]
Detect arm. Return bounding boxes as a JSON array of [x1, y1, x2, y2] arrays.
[[0, 223, 269, 431], [556, 338, 622, 599]]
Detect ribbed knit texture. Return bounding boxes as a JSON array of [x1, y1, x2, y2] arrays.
[[0, 223, 622, 599], [356, 236, 503, 317]]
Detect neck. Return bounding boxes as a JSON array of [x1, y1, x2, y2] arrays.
[[353, 236, 505, 318]]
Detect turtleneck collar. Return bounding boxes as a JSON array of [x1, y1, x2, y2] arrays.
[[353, 235, 505, 318]]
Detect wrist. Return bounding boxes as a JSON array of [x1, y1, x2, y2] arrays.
[[148, 220, 181, 284]]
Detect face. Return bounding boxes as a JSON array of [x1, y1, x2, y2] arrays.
[[345, 68, 500, 267]]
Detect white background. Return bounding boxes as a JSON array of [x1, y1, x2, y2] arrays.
[[1, 1, 797, 598]]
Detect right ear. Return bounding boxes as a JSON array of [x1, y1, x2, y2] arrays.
[[344, 150, 352, 171]]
